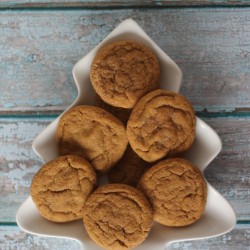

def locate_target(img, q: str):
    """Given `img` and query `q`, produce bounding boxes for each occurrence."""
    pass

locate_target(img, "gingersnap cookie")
[94,94,131,124]
[90,40,160,108]
[108,146,150,187]
[56,105,128,174]
[127,89,196,162]
[138,158,207,226]
[83,184,153,250]
[30,155,96,222]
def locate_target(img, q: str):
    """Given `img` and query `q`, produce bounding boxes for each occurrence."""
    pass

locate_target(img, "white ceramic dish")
[16,19,236,250]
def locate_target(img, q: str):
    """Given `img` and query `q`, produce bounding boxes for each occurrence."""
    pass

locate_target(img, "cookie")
[30,155,96,222]
[90,40,160,108]
[94,94,131,124]
[56,105,128,174]
[108,146,150,187]
[126,89,196,162]
[83,184,153,250]
[137,158,207,226]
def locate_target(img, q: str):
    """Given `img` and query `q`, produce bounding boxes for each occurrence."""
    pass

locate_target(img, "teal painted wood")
[0,117,249,222]
[0,0,249,8]
[0,9,250,113]
[170,225,250,250]
[0,225,249,249]
[0,118,46,222]
[0,225,79,250]
[203,117,250,221]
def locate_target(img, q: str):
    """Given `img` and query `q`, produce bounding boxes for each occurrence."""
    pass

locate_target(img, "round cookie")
[137,158,207,227]
[108,146,150,187]
[126,89,196,162]
[83,184,153,250]
[90,40,160,108]
[56,105,128,174]
[30,155,96,222]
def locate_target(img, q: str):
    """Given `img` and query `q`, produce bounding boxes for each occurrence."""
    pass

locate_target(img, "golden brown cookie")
[126,89,196,162]
[94,94,131,124]
[30,155,96,222]
[138,158,207,226]
[108,146,150,187]
[90,40,160,108]
[56,105,128,174]
[83,184,153,250]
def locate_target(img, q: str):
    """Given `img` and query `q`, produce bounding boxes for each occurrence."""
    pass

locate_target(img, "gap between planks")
[0,221,249,227]
[1,3,250,11]
[1,110,250,119]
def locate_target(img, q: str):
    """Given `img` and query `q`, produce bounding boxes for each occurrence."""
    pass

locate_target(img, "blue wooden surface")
[1,9,250,114]
[1,225,249,249]
[0,3,250,250]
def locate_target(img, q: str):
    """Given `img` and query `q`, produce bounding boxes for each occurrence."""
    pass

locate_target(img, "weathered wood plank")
[169,225,250,250]
[0,9,250,113]
[0,118,47,222]
[0,0,249,8]
[0,117,249,222]
[203,117,250,221]
[0,225,249,249]
[0,225,79,250]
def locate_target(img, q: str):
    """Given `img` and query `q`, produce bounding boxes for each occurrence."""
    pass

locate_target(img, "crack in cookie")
[83,184,153,250]
[30,155,96,222]
[56,105,128,174]
[90,40,160,108]
[127,89,196,162]
[138,158,207,227]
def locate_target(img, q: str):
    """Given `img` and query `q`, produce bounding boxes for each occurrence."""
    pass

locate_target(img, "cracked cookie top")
[138,158,207,226]
[126,89,196,162]
[83,183,153,250]
[30,155,96,222]
[56,105,128,174]
[90,40,160,108]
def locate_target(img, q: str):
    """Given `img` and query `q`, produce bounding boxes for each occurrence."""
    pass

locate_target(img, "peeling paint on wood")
[0,118,47,222]
[0,9,250,113]
[0,225,249,249]
[170,227,250,250]
[0,225,79,250]
[203,117,250,221]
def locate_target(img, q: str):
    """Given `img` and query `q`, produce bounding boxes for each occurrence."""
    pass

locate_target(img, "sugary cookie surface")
[138,158,207,226]
[83,184,153,250]
[56,105,128,174]
[90,40,160,108]
[127,89,196,162]
[30,155,96,222]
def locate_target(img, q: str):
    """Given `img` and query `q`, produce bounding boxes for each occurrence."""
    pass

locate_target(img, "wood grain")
[0,118,46,222]
[0,225,249,249]
[0,117,249,222]
[0,0,249,8]
[0,2,249,249]
[169,225,250,250]
[0,225,79,250]
[203,117,250,221]
[0,9,250,113]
